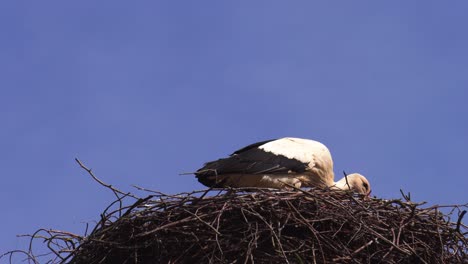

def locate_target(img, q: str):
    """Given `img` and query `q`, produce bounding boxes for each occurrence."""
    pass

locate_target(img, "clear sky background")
[1,1,467,259]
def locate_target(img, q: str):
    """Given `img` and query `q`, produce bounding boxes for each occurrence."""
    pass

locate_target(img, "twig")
[456,210,467,234]
[342,170,351,190]
[75,158,137,200]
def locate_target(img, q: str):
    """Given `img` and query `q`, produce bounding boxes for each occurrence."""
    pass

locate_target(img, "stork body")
[195,137,371,195]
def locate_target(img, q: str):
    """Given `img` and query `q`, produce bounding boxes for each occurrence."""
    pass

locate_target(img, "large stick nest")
[9,188,467,264]
[2,160,467,263]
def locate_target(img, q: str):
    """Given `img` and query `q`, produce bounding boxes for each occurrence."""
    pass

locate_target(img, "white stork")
[195,137,371,195]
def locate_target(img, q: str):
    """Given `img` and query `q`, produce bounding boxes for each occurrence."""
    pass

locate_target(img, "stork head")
[335,173,371,196]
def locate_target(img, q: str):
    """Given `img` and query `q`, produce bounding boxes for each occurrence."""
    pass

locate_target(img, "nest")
[4,189,465,264]
[2,160,467,264]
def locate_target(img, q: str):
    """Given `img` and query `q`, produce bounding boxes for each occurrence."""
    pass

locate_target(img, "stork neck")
[334,177,352,190]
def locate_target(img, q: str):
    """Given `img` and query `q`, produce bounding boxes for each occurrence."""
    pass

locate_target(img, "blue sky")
[1,1,467,258]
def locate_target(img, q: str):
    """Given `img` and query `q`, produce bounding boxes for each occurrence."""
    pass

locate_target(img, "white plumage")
[195,137,371,195]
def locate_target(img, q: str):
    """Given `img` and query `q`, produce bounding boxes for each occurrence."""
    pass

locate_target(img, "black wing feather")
[195,141,309,187]
[231,139,277,155]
